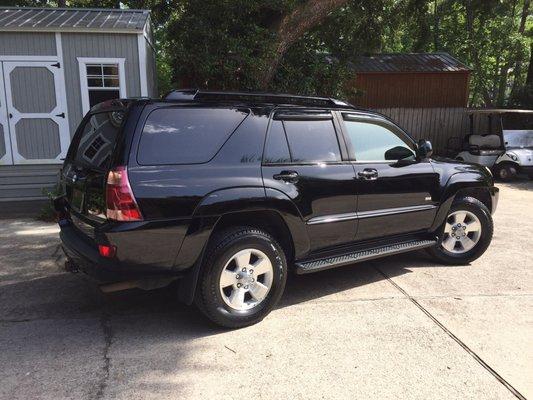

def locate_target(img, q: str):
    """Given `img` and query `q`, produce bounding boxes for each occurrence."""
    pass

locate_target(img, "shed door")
[3,61,69,164]
[0,64,12,165]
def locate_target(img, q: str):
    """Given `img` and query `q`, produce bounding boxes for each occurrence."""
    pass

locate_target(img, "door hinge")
[55,112,65,118]
[51,62,61,68]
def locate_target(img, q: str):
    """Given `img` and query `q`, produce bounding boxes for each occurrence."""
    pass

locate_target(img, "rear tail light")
[98,244,116,258]
[105,166,143,221]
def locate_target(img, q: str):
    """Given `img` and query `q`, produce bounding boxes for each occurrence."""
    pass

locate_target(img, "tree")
[257,0,349,88]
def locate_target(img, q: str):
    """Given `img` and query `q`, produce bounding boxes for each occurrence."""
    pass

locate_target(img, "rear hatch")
[62,102,128,236]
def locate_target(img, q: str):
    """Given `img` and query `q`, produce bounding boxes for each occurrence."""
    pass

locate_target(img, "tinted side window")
[283,119,341,162]
[344,119,414,161]
[138,108,248,165]
[263,120,291,163]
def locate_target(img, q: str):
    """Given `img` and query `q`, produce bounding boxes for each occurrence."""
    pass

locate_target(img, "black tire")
[427,197,493,265]
[195,226,287,328]
[495,162,517,181]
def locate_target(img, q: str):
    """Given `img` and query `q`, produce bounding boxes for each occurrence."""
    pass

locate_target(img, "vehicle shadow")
[496,179,533,192]
[0,225,452,399]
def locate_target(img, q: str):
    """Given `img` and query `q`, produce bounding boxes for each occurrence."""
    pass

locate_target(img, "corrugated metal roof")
[0,7,149,33]
[351,53,471,73]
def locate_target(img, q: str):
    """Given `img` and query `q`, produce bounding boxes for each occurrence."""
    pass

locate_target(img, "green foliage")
[38,180,63,222]
[5,0,532,106]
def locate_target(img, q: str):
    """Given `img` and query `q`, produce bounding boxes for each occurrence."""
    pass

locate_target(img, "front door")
[3,61,69,164]
[262,111,357,252]
[339,112,440,241]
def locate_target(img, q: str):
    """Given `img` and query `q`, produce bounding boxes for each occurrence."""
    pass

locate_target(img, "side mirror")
[384,146,415,161]
[417,139,433,159]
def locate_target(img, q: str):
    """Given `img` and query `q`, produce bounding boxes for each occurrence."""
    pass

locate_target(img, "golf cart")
[449,109,533,181]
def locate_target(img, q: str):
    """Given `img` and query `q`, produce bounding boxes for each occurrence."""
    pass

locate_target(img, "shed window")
[78,58,126,115]
[85,64,121,107]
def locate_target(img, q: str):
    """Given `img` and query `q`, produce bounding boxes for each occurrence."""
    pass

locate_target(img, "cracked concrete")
[0,180,531,399]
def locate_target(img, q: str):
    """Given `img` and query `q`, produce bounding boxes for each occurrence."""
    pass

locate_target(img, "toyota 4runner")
[55,90,499,328]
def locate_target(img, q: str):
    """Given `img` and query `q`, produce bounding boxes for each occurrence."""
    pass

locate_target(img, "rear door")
[262,110,358,252]
[63,107,126,231]
[339,112,440,241]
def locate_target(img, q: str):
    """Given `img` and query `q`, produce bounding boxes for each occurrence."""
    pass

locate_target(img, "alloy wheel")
[219,248,274,311]
[441,210,482,254]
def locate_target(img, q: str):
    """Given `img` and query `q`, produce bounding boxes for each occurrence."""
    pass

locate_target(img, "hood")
[504,149,533,166]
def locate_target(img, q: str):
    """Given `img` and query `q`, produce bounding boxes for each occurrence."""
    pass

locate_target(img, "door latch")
[55,112,65,118]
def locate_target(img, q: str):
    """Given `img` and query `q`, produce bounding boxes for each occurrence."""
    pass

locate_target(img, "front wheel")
[195,226,287,328]
[427,197,493,265]
[495,163,517,181]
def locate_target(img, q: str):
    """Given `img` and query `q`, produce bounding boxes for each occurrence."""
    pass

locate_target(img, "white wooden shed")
[0,7,157,201]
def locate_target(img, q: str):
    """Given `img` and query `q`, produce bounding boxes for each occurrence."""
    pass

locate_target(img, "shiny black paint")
[57,98,497,287]
[352,160,439,240]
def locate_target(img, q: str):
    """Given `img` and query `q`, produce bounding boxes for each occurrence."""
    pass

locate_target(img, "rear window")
[71,111,124,169]
[137,107,248,165]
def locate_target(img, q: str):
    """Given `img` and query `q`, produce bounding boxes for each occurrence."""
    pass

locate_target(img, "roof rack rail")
[163,89,352,108]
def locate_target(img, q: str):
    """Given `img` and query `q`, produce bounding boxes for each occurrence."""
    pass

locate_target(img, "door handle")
[273,170,299,182]
[357,169,378,180]
[56,112,65,118]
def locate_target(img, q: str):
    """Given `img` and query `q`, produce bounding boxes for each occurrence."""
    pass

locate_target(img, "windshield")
[503,130,533,149]
[69,110,124,169]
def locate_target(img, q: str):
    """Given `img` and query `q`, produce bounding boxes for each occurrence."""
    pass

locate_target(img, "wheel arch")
[176,187,309,304]
[430,172,495,232]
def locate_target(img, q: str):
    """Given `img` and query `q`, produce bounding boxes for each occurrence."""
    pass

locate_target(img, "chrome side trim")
[306,204,437,225]
[357,204,437,219]
[306,212,359,225]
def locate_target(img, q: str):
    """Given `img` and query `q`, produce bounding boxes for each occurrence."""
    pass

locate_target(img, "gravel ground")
[0,180,531,400]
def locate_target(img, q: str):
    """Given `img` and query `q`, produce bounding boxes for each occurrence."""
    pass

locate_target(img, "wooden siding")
[0,164,60,201]
[61,33,141,136]
[145,38,158,97]
[375,107,469,155]
[0,32,56,56]
[352,72,470,108]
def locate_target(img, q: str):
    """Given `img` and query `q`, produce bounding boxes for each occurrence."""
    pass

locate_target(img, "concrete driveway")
[1,181,531,400]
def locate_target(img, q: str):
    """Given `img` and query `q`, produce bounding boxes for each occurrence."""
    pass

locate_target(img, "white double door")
[0,60,70,165]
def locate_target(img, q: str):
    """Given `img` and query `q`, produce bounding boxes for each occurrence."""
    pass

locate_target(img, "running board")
[295,239,437,274]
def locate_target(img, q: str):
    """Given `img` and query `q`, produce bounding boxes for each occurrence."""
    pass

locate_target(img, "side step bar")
[295,239,437,274]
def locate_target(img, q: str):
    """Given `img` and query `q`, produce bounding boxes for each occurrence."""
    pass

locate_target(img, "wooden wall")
[375,107,470,155]
[352,72,470,108]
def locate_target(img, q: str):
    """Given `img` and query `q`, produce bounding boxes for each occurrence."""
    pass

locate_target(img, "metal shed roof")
[0,7,150,33]
[351,53,471,73]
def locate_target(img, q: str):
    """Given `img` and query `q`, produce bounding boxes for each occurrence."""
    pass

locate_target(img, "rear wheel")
[427,197,493,265]
[195,226,287,328]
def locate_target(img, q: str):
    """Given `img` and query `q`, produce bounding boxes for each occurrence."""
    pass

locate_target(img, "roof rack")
[163,89,352,108]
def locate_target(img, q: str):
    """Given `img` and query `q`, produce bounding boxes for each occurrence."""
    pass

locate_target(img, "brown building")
[348,53,472,154]
[349,52,471,108]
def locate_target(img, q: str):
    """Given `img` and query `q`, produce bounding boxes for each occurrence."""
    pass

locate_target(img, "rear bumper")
[59,221,179,283]
[490,186,499,215]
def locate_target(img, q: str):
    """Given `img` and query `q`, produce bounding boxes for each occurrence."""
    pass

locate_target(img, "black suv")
[55,90,499,328]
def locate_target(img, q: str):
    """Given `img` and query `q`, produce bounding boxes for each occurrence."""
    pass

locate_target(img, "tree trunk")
[527,41,533,85]
[258,0,349,89]
[510,0,531,95]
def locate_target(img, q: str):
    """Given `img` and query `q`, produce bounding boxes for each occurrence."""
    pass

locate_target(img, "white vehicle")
[452,109,533,181]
